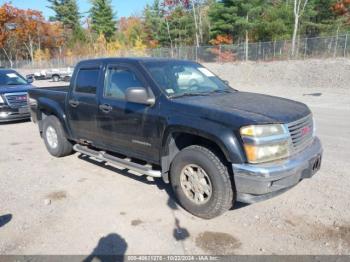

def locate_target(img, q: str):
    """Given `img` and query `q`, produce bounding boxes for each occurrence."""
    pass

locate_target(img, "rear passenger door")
[66,65,101,143]
[96,63,161,163]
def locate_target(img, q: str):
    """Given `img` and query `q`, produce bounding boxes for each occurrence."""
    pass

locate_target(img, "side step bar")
[73,144,162,178]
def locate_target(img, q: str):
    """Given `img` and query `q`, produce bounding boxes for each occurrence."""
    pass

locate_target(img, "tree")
[47,0,84,42]
[15,9,46,62]
[89,0,116,41]
[0,4,18,67]
[34,48,50,63]
[209,0,264,60]
[161,0,197,47]
[117,16,146,47]
[257,2,294,41]
[144,0,168,47]
[0,3,66,66]
[291,0,310,56]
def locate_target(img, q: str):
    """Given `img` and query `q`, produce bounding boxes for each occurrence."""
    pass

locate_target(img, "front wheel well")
[161,132,231,182]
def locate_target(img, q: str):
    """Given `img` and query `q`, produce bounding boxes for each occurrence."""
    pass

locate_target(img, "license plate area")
[18,107,29,114]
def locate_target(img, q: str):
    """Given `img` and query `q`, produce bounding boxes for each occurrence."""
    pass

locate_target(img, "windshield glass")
[143,61,231,97]
[0,71,28,86]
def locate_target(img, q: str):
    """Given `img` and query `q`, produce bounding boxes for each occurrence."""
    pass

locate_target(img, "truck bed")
[28,86,68,123]
[36,86,69,92]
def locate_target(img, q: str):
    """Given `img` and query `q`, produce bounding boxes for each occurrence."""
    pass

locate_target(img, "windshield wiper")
[210,89,232,94]
[170,92,213,99]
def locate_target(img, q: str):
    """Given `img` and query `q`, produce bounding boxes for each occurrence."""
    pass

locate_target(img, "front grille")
[4,93,28,108]
[287,114,314,154]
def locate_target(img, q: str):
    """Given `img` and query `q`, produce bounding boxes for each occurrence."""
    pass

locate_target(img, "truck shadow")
[83,233,128,262]
[231,202,250,210]
[78,154,191,244]
[0,214,12,228]
[78,154,250,212]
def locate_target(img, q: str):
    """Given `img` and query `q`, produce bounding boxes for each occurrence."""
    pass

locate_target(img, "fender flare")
[37,97,71,138]
[160,126,245,182]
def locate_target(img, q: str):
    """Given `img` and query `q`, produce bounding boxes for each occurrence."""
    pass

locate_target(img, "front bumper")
[233,137,323,203]
[0,106,30,122]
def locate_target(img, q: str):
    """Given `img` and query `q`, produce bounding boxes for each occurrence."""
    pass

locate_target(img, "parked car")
[48,68,73,82]
[0,69,33,122]
[32,67,73,82]
[32,70,48,80]
[28,58,323,219]
[62,71,72,82]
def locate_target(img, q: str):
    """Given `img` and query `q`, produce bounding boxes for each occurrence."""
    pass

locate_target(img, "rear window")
[75,68,99,94]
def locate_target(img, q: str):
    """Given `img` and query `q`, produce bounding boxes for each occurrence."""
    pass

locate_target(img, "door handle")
[69,99,80,108]
[99,104,112,113]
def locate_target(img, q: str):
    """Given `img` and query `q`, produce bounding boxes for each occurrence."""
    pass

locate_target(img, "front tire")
[170,145,234,219]
[42,115,73,157]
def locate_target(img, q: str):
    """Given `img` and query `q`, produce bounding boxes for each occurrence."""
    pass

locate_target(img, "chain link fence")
[1,33,349,70]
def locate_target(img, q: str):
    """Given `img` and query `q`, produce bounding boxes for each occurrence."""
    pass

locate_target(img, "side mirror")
[26,75,34,84]
[223,80,229,85]
[125,87,155,106]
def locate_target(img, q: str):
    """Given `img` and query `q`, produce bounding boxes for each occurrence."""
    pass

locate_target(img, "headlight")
[240,124,291,164]
[0,95,4,104]
[241,124,285,137]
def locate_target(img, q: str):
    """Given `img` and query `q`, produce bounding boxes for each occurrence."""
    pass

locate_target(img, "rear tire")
[170,145,234,219]
[52,75,60,82]
[42,115,73,157]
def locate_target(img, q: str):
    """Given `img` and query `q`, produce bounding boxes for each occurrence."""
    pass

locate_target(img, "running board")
[73,144,162,178]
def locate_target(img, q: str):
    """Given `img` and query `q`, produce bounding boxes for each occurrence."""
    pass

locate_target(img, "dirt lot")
[1,60,350,255]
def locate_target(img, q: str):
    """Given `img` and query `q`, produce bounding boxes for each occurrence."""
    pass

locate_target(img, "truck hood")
[172,91,311,125]
[0,84,33,94]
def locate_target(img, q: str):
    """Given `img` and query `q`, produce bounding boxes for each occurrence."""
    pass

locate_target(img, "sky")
[2,0,154,18]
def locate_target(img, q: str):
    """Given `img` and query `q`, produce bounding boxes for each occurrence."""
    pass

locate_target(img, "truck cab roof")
[77,57,192,66]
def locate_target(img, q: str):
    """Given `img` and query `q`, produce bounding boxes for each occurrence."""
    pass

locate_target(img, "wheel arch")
[161,127,242,183]
[36,98,70,138]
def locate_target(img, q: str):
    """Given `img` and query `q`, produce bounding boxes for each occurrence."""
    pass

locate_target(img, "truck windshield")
[143,61,231,98]
[0,71,28,86]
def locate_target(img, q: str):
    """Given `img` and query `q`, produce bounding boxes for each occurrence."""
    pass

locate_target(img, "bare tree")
[164,16,174,57]
[292,0,309,57]
[191,0,200,47]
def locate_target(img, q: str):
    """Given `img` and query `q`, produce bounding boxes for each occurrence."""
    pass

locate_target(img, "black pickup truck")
[28,58,322,219]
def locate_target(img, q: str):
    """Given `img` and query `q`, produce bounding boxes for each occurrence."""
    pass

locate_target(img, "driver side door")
[96,63,161,163]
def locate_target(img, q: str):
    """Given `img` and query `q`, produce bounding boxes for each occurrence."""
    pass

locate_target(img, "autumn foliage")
[209,35,234,45]
[332,0,350,23]
[209,35,235,63]
[0,3,64,65]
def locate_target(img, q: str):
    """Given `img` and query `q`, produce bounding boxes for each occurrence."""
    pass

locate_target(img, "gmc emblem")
[301,126,311,136]
[16,96,27,101]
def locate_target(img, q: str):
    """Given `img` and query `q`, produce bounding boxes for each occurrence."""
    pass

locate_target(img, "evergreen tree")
[47,0,84,42]
[208,0,264,42]
[48,0,81,30]
[144,0,168,46]
[89,0,116,41]
[257,2,294,41]
[301,0,343,37]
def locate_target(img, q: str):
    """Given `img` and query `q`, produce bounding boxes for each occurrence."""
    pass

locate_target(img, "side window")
[104,67,144,100]
[75,68,100,95]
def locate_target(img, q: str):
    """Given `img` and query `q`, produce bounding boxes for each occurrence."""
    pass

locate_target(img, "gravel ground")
[1,60,349,255]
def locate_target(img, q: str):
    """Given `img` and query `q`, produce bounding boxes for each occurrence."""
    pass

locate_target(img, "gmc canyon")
[28,58,323,219]
[0,69,33,122]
